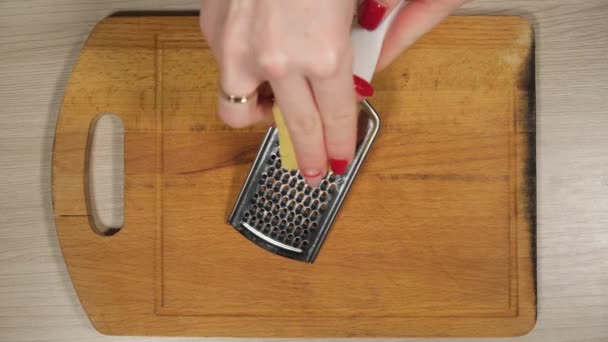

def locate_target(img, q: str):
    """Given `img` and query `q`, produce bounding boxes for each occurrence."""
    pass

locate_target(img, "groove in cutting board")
[52,16,536,337]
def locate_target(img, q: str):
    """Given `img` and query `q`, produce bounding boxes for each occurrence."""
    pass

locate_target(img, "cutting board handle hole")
[86,113,124,236]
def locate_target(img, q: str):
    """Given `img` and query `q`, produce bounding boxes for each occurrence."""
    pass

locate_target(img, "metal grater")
[228,100,380,263]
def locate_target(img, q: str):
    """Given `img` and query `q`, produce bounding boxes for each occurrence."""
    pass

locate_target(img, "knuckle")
[258,49,288,79]
[311,48,341,78]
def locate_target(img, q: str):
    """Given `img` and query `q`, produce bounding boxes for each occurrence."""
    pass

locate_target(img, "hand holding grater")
[228,2,404,263]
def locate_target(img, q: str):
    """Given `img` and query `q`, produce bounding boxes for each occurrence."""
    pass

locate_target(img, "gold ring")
[219,84,257,104]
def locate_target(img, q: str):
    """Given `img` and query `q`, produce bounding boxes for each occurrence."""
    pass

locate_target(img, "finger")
[357,0,403,31]
[218,70,267,128]
[376,0,466,71]
[310,53,358,176]
[271,76,327,187]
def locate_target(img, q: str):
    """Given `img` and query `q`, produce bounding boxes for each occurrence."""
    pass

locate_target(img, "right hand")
[199,0,373,187]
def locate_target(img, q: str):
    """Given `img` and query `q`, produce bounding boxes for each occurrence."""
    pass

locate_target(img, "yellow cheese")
[272,104,298,170]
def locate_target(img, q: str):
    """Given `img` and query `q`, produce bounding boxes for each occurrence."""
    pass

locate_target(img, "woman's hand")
[200,0,369,187]
[199,0,467,187]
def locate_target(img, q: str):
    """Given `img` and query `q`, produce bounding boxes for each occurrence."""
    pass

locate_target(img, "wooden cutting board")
[52,15,536,337]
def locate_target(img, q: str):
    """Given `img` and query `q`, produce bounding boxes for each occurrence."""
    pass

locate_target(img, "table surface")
[1,0,607,341]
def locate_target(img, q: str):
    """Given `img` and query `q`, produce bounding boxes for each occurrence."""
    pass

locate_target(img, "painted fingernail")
[358,0,387,30]
[302,169,323,187]
[329,159,349,175]
[353,75,374,98]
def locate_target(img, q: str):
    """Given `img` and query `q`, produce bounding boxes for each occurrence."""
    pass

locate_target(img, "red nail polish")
[329,159,348,175]
[353,75,374,97]
[358,0,387,30]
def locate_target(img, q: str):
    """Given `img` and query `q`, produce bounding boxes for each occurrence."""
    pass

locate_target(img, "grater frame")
[227,100,380,263]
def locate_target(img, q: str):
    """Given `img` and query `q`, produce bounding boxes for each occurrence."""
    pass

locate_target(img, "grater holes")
[288,189,297,199]
[311,199,319,210]
[287,200,296,211]
[272,216,279,225]
[270,154,276,161]
[311,221,318,230]
[311,210,319,221]
[287,233,294,242]
[302,218,310,229]
[295,215,303,225]
[279,219,287,229]
[282,174,290,183]
[274,170,282,180]
[303,196,311,206]
[281,196,288,206]
[278,230,286,241]
[287,222,295,233]
[302,229,309,237]
[273,193,281,203]
[320,180,328,191]
[297,174,304,180]
[273,182,281,192]
[243,212,250,219]
[280,185,289,195]
[271,227,279,236]
[264,224,271,233]
[293,237,301,248]
[328,173,337,182]
[280,208,288,218]
[296,192,304,203]
[264,201,272,211]
[320,191,328,202]
[266,189,274,199]
[303,206,311,217]
[312,188,320,198]
[275,160,282,168]
[304,185,312,195]
[294,226,302,236]
[290,169,298,177]
[268,166,275,174]
[328,183,337,193]
[267,177,275,186]
[289,178,297,188]
[272,204,280,215]
[296,181,305,191]
[287,211,295,222]
[258,185,266,195]
[319,202,327,212]
[302,240,309,248]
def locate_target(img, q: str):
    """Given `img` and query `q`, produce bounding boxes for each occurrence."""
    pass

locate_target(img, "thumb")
[376,0,467,71]
[357,0,403,31]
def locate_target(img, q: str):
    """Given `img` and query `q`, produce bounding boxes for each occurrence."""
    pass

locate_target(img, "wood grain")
[51,16,535,337]
[1,1,608,342]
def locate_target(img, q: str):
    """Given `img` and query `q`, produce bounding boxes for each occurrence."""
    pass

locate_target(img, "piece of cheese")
[272,104,299,170]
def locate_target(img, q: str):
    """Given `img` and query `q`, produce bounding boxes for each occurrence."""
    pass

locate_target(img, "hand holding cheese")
[199,0,465,187]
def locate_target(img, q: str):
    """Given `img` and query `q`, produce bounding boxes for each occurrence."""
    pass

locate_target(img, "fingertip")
[301,169,325,188]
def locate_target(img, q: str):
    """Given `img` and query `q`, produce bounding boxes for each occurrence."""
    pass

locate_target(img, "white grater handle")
[351,0,405,82]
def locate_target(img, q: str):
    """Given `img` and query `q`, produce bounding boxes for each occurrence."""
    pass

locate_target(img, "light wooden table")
[1,1,606,341]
